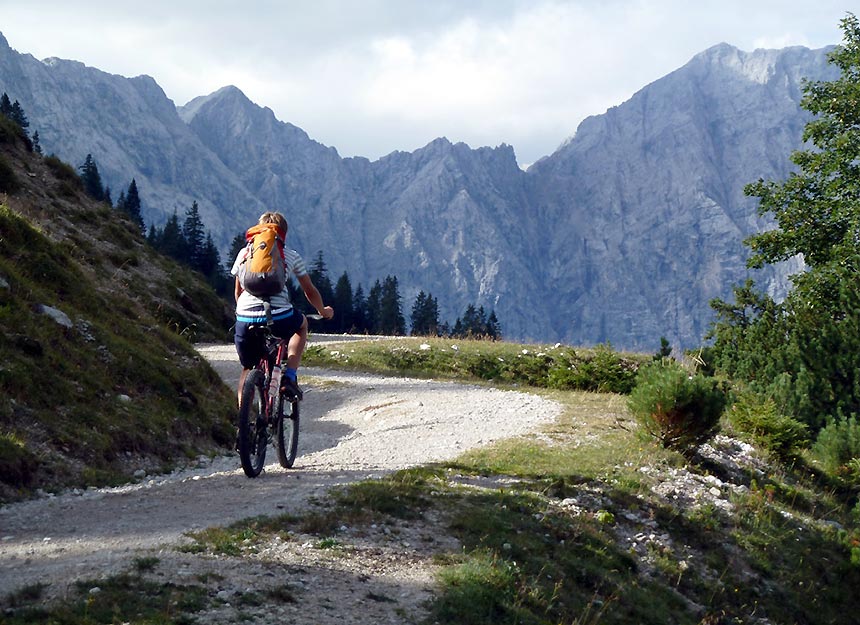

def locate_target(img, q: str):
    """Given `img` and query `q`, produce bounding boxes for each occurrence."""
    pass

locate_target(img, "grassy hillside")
[0,121,236,501]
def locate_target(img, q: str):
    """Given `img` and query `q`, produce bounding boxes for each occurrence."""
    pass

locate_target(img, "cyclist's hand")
[321,306,335,320]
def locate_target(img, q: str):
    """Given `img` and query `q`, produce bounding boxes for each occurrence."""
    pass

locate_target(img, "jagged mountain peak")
[0,34,837,348]
[178,85,253,122]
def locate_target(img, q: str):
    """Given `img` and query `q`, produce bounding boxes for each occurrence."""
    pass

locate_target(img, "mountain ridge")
[0,33,837,349]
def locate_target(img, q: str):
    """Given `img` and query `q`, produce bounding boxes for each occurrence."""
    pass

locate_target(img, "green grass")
[1,565,209,625]
[0,195,235,501]
[304,337,647,393]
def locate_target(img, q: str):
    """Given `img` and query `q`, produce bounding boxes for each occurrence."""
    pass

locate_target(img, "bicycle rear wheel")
[238,369,268,477]
[275,394,300,468]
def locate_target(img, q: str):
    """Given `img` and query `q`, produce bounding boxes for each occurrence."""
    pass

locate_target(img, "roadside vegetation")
[0,118,236,502]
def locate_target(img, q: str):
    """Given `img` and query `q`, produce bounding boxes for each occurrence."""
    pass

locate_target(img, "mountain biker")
[231,211,334,406]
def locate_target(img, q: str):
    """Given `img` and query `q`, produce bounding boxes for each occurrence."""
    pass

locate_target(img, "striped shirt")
[231,246,308,322]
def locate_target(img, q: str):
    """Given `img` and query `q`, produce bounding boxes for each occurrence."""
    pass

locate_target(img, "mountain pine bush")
[726,390,809,460]
[812,416,860,478]
[628,360,726,454]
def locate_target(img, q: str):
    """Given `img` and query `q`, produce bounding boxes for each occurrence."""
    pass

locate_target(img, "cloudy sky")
[0,1,850,165]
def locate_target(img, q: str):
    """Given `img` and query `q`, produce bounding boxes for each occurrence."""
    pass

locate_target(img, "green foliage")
[628,361,726,454]
[709,16,860,436]
[812,416,860,477]
[744,14,860,269]
[0,114,28,146]
[546,343,639,394]
[116,177,144,233]
[305,338,645,394]
[410,289,440,336]
[77,153,106,202]
[727,391,810,460]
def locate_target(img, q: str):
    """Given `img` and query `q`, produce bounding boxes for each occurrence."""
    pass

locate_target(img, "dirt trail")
[0,341,561,617]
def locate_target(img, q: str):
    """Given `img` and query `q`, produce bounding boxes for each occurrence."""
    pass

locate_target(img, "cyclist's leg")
[286,313,308,371]
[234,321,264,407]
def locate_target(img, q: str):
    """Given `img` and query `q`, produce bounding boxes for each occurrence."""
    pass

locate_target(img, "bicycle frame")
[258,331,288,419]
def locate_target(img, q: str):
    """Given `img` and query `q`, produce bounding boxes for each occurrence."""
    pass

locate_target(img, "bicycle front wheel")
[238,369,268,477]
[275,394,300,468]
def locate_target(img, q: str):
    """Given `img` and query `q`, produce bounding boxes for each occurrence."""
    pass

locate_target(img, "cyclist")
[231,211,334,406]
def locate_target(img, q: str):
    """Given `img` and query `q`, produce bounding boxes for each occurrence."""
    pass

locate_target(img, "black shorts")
[234,308,304,368]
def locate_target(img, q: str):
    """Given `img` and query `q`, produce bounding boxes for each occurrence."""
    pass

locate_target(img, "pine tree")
[9,100,28,130]
[32,130,41,155]
[182,201,205,269]
[410,291,440,336]
[308,251,335,329]
[198,233,223,282]
[0,93,11,118]
[366,280,382,334]
[157,210,185,261]
[78,154,105,202]
[486,311,502,340]
[352,284,368,333]
[333,272,355,333]
[119,179,145,234]
[379,275,406,335]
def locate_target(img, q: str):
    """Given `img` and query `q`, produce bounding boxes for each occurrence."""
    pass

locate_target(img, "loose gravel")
[0,341,563,623]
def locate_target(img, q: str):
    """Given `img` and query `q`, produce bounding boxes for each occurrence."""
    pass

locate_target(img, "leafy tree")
[708,14,860,433]
[78,154,105,202]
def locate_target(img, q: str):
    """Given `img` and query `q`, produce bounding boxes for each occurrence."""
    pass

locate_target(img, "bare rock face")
[526,44,835,348]
[0,31,837,349]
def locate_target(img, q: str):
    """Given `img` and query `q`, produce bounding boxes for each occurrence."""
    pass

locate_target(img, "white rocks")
[35,304,73,328]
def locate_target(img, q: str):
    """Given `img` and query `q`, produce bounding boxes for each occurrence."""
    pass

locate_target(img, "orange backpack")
[236,223,287,297]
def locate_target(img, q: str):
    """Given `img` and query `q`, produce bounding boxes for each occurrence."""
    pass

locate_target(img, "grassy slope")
[0,124,236,501]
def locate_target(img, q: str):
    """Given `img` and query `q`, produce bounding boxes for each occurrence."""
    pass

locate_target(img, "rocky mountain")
[527,43,836,347]
[0,32,838,349]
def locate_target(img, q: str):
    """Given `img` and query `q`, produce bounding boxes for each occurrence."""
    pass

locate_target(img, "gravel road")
[0,340,562,621]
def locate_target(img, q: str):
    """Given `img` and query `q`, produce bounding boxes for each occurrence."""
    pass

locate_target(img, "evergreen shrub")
[728,390,809,460]
[546,344,638,394]
[812,416,860,478]
[628,361,726,454]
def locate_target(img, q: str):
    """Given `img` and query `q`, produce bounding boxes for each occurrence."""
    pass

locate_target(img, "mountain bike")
[236,322,307,477]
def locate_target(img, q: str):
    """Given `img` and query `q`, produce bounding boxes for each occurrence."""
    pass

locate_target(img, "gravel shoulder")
[0,340,562,622]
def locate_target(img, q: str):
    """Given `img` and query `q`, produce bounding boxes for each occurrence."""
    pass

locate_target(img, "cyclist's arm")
[297,274,334,319]
[234,277,243,303]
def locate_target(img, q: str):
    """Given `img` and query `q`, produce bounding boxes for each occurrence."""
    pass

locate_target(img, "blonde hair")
[258,211,288,234]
